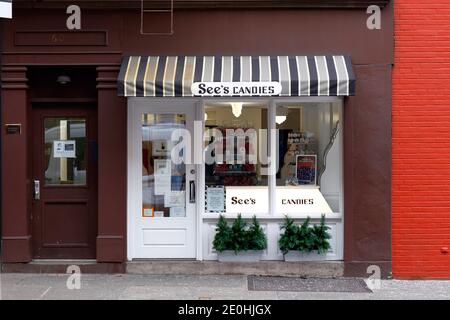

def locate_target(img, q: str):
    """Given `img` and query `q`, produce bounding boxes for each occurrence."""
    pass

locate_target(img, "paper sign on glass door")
[170,207,185,217]
[53,140,76,158]
[154,159,171,195]
[164,191,185,207]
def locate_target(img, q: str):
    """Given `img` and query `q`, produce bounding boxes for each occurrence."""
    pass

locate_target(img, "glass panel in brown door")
[44,118,87,186]
[32,107,97,259]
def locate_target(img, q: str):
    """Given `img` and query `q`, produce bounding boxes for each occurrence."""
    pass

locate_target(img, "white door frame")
[127,98,201,260]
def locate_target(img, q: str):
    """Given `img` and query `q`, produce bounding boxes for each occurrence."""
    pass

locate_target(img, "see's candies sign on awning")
[0,0,12,19]
[191,82,282,97]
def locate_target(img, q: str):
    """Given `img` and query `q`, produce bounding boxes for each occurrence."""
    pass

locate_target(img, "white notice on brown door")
[53,140,76,158]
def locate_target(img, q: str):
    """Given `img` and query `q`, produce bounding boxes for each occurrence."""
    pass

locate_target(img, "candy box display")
[210,126,258,186]
[296,155,317,185]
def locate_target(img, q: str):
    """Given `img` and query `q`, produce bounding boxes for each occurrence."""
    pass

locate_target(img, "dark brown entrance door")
[32,105,97,259]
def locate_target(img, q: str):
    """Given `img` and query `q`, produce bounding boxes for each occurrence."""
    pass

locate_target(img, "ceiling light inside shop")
[231,102,243,118]
[276,116,287,125]
[276,107,289,124]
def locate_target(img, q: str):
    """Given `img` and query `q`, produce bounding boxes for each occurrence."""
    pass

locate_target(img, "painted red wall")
[393,0,450,278]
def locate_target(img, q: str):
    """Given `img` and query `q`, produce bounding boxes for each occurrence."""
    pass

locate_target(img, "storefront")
[120,55,353,261]
[1,1,392,276]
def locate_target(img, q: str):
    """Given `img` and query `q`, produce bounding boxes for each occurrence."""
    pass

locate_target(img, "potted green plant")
[213,215,267,262]
[311,215,331,254]
[279,215,331,261]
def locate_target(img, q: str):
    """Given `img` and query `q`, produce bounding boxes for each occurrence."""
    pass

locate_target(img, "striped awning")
[118,55,355,97]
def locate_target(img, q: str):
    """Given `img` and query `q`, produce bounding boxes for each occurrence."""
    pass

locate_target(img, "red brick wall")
[393,0,450,278]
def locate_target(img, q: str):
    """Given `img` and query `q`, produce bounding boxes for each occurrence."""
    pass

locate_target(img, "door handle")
[189,180,196,203]
[33,180,40,200]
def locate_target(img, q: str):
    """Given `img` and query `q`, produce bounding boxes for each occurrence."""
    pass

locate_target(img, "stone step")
[126,261,344,277]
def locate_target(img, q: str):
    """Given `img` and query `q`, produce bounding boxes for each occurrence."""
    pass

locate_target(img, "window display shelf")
[203,212,343,220]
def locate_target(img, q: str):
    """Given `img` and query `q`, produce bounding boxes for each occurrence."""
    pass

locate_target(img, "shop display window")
[275,102,342,213]
[204,103,269,214]
[204,100,343,216]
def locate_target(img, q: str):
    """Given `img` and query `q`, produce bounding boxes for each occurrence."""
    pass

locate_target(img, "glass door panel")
[142,113,187,218]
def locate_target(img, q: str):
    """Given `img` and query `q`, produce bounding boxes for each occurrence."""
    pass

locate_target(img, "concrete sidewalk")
[0,274,449,300]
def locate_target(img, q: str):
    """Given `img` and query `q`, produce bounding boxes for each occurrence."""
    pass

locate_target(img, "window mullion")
[268,99,277,216]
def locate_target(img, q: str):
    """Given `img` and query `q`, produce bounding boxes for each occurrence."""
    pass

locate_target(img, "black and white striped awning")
[0,0,12,19]
[118,55,355,97]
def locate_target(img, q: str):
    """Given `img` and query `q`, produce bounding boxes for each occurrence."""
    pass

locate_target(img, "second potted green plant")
[279,215,331,262]
[213,214,267,262]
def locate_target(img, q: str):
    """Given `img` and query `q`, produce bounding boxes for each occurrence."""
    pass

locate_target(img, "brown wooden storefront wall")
[1,2,393,276]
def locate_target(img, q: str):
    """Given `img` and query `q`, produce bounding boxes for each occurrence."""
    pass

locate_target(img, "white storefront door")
[128,99,197,259]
